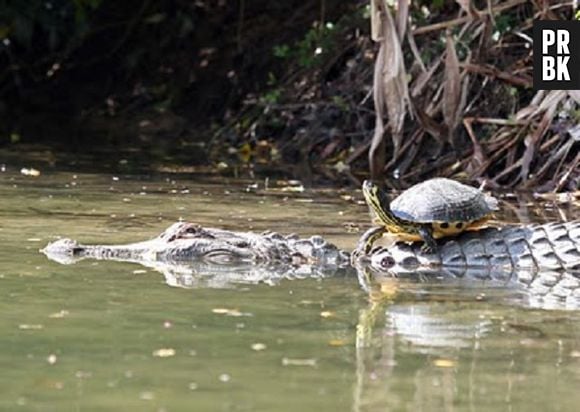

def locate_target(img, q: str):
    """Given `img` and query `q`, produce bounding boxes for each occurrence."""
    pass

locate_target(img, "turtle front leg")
[418,225,438,253]
[352,226,387,264]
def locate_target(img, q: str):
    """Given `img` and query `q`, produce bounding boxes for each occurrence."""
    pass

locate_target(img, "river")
[1,169,579,411]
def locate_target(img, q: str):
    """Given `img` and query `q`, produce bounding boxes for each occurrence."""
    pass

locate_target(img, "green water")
[1,170,579,411]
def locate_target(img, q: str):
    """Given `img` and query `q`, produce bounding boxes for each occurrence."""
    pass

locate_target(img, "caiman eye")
[204,250,236,263]
[177,225,200,238]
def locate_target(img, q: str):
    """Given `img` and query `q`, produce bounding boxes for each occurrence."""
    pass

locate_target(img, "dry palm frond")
[443,33,463,147]
[369,0,411,180]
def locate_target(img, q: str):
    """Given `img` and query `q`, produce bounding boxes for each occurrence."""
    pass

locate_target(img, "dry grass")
[213,0,579,192]
[368,0,578,192]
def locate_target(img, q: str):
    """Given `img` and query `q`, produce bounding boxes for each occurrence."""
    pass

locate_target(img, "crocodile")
[43,221,580,273]
[354,221,580,273]
[353,220,580,309]
[42,222,353,287]
[42,219,580,304]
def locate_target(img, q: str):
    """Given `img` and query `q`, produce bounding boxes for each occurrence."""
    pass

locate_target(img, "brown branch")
[554,152,580,192]
[461,63,532,88]
[464,117,528,126]
[412,0,528,35]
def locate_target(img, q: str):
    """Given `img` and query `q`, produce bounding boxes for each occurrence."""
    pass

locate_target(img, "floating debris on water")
[153,348,176,358]
[212,308,252,317]
[75,370,92,379]
[251,343,267,351]
[188,382,198,390]
[19,324,44,330]
[139,391,155,400]
[282,357,317,367]
[320,311,335,318]
[20,168,40,177]
[49,310,69,318]
[433,359,456,368]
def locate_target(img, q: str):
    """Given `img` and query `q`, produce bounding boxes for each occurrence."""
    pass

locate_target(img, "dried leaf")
[455,0,479,18]
[527,138,573,186]
[514,106,537,121]
[568,90,580,105]
[381,5,411,153]
[538,90,566,113]
[459,67,470,125]
[415,105,445,141]
[462,118,486,168]
[515,90,564,122]
[519,92,563,182]
[406,28,427,73]
[370,2,410,178]
[530,90,546,107]
[554,152,580,192]
[396,0,409,40]
[455,0,471,14]
[411,56,442,97]
[370,0,382,41]
[369,123,386,179]
[461,62,531,88]
[443,33,462,142]
[476,15,493,60]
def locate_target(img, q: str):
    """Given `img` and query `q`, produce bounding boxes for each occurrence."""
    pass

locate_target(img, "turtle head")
[362,180,398,226]
[362,180,390,211]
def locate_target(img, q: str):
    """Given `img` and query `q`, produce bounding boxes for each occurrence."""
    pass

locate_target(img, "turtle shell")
[390,178,497,223]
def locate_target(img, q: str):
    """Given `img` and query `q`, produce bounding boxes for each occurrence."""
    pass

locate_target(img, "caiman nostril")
[381,255,395,267]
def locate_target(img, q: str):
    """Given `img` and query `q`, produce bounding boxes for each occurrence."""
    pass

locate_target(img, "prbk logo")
[533,20,580,90]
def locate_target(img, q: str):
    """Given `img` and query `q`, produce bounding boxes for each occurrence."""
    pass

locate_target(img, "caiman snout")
[41,238,84,265]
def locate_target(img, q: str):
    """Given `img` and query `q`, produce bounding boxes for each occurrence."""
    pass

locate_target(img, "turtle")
[357,178,498,254]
